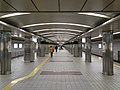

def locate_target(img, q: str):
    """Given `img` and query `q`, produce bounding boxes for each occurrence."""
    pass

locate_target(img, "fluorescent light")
[22,23,91,28]
[91,35,102,39]
[78,13,110,18]
[91,32,120,40]
[0,21,8,26]
[0,13,31,18]
[43,35,57,37]
[33,28,83,32]
[113,32,120,35]
[44,34,74,37]
[82,38,86,43]
[14,34,18,37]
[19,29,26,32]
[19,34,22,37]
[98,34,102,37]
[40,32,78,35]
[98,44,102,48]
[32,36,37,42]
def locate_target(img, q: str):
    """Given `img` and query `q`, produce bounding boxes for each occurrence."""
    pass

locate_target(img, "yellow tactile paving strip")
[114,64,120,68]
[2,57,50,90]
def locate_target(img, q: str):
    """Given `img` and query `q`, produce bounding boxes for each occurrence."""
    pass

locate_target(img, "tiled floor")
[0,54,48,90]
[1,50,120,90]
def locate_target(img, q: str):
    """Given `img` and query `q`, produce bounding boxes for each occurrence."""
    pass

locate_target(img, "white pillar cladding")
[85,37,91,62]
[0,31,11,75]
[24,36,35,62]
[102,30,113,75]
[74,40,80,57]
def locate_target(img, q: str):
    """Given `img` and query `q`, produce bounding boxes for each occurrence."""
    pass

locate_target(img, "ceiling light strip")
[22,23,91,28]
[40,32,78,35]
[81,15,120,36]
[41,34,76,37]
[78,13,110,18]
[32,28,83,32]
[0,13,31,18]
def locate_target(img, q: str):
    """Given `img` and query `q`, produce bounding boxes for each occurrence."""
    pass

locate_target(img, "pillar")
[45,44,49,54]
[71,43,74,55]
[79,37,82,57]
[70,43,72,54]
[37,38,41,57]
[0,31,11,75]
[85,37,91,62]
[37,39,46,57]
[24,37,35,62]
[102,31,113,75]
[74,41,79,57]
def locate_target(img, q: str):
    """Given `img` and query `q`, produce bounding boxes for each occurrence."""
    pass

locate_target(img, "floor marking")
[2,57,50,90]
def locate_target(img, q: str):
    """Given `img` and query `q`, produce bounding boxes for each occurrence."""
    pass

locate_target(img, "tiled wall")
[11,40,24,58]
[91,39,120,62]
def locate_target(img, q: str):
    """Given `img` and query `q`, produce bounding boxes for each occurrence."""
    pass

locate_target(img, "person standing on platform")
[55,45,58,52]
[50,46,54,57]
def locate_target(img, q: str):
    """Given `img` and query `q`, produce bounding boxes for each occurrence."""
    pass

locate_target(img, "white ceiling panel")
[104,0,120,11]
[6,0,37,11]
[60,0,85,11]
[82,0,114,11]
[0,1,16,11]
[33,0,58,11]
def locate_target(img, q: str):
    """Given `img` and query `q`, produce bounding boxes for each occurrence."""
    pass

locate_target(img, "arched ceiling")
[0,0,119,43]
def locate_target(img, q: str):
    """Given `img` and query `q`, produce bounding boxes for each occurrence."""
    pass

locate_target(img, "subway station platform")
[1,49,120,90]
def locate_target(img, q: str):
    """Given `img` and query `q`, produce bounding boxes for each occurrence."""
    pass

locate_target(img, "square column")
[85,37,91,62]
[74,41,80,57]
[78,37,82,57]
[102,31,113,75]
[71,44,74,54]
[37,38,41,56]
[0,31,11,75]
[24,37,35,62]
[41,44,46,57]
[37,39,45,57]
[69,44,71,53]
[70,44,72,54]
[45,44,49,54]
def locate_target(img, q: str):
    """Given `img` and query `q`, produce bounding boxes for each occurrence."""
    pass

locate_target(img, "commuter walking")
[50,46,54,57]
[55,45,58,52]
